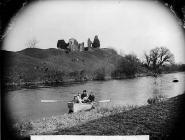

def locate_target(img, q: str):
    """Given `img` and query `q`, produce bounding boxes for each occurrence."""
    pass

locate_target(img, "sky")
[2,0,185,63]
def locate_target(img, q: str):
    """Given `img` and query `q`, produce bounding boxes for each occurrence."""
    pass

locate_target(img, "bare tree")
[144,47,174,73]
[144,52,151,68]
[25,38,39,48]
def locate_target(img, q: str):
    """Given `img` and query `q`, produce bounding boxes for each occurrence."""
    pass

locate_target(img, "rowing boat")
[67,102,94,113]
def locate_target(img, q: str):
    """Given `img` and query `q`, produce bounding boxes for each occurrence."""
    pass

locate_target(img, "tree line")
[111,47,184,78]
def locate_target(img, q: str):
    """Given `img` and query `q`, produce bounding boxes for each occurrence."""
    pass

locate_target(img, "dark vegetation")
[92,35,100,48]
[147,94,167,104]
[143,47,185,75]
[144,47,175,74]
[162,64,185,72]
[111,54,142,78]
[57,40,69,51]
[2,48,122,89]
[112,47,185,79]
[2,46,185,90]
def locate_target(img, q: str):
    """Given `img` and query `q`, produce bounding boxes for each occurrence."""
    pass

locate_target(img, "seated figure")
[80,90,88,103]
[74,90,95,103]
[88,94,95,102]
[73,93,82,103]
[82,91,95,103]
[81,90,88,99]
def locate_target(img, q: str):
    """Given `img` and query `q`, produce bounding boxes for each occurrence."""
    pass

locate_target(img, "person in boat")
[88,93,95,102]
[81,91,95,103]
[81,90,87,99]
[73,93,82,103]
[81,90,90,103]
[73,90,95,103]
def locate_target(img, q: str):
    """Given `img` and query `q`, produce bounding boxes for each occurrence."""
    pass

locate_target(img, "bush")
[93,68,105,80]
[112,54,141,78]
[147,95,167,104]
[92,35,100,48]
[44,71,64,84]
[14,121,33,135]
[68,70,86,81]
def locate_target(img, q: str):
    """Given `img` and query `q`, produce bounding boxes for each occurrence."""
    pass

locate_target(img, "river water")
[5,72,185,122]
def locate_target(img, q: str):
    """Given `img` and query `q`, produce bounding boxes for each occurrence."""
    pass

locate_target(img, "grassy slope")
[57,94,184,140]
[2,48,122,84]
[15,93,185,140]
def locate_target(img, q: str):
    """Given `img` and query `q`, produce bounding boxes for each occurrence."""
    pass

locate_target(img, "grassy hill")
[2,48,123,87]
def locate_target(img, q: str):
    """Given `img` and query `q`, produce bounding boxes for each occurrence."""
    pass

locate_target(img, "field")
[13,93,185,140]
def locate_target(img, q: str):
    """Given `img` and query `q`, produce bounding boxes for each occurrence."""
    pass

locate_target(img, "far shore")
[3,71,184,91]
[13,92,185,140]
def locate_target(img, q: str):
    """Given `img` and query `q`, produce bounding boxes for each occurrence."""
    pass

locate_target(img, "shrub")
[93,68,105,80]
[92,35,100,48]
[112,54,141,78]
[147,95,167,104]
[14,121,33,135]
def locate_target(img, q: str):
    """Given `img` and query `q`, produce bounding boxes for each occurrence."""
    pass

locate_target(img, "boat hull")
[67,102,94,113]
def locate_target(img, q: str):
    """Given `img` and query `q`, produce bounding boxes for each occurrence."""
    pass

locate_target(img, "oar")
[93,99,111,105]
[41,100,63,103]
[98,99,111,103]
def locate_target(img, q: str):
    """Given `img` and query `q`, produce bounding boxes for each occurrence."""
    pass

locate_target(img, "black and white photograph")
[1,0,185,140]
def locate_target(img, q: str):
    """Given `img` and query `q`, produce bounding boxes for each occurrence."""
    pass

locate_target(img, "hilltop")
[2,47,123,88]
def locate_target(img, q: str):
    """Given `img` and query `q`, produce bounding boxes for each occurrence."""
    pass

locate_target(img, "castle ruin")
[57,36,99,52]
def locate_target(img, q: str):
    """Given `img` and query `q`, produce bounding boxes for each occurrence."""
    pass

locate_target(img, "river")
[4,72,185,122]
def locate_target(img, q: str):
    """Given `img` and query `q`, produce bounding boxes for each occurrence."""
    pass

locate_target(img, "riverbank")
[3,69,164,91]
[2,48,122,91]
[3,79,88,91]
[2,48,184,91]
[14,92,185,140]
[3,75,144,91]
[4,71,184,91]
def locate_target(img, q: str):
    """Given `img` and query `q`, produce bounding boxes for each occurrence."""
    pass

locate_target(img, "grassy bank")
[2,48,120,85]
[14,93,185,140]
[3,72,152,91]
[2,48,151,91]
[3,48,184,91]
[14,104,136,136]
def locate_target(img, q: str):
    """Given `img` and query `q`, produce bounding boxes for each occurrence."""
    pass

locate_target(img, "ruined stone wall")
[68,38,79,51]
[79,42,84,52]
